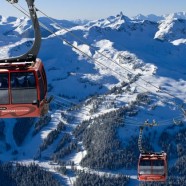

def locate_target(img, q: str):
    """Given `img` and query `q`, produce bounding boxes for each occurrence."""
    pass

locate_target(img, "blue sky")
[1,0,186,20]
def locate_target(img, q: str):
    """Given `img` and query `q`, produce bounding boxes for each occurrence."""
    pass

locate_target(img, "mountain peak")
[165,12,186,20]
[133,14,164,22]
[116,11,131,23]
[117,11,124,17]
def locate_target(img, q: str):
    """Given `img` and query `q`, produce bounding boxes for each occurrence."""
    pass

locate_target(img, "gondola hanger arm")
[0,0,41,64]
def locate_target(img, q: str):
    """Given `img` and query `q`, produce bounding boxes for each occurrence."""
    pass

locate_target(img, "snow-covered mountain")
[133,13,164,22]
[133,11,186,22]
[155,16,186,43]
[0,16,78,39]
[0,12,186,185]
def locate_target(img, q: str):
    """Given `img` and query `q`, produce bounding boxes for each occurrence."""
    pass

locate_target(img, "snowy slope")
[0,12,186,185]
[155,16,186,42]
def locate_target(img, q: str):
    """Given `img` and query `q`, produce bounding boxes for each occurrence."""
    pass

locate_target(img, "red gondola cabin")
[138,152,167,182]
[0,59,49,118]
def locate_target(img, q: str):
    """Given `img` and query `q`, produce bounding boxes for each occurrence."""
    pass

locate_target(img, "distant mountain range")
[132,11,186,22]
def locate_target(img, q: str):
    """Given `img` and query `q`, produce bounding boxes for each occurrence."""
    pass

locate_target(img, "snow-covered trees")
[0,163,60,186]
